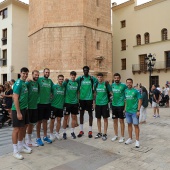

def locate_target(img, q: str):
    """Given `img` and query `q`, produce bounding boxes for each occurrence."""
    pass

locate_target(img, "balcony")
[132,61,170,74]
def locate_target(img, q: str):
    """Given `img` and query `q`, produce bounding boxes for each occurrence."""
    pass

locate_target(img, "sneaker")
[43,136,52,144]
[102,134,107,141]
[77,131,84,138]
[88,131,93,138]
[36,138,44,146]
[23,144,32,151]
[20,148,32,154]
[119,137,125,143]
[71,132,76,139]
[135,140,140,148]
[63,133,67,140]
[111,136,118,142]
[13,152,24,160]
[95,133,102,139]
[50,134,56,142]
[26,140,39,147]
[153,114,156,118]
[125,138,133,145]
[156,115,160,118]
[55,133,62,140]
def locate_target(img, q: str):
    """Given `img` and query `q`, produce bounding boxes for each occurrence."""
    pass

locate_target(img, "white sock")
[22,138,26,145]
[56,132,59,135]
[80,124,83,131]
[50,133,54,138]
[13,144,18,154]
[18,141,23,151]
[63,129,66,133]
[71,128,74,133]
[89,126,92,131]
[27,134,31,142]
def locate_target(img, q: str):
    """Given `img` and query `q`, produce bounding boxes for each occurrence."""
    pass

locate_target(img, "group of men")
[12,66,142,160]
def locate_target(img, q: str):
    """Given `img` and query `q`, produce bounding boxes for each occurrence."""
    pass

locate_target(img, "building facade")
[28,0,112,81]
[112,0,170,89]
[0,0,28,84]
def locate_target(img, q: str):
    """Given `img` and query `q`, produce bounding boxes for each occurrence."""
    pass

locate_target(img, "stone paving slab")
[0,107,170,170]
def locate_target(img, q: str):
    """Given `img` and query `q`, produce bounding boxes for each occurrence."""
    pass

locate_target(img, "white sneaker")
[23,144,32,151]
[13,152,24,160]
[20,148,32,154]
[55,133,62,140]
[26,140,39,147]
[50,134,56,142]
[135,140,140,148]
[111,136,118,142]
[119,137,125,143]
[125,138,133,145]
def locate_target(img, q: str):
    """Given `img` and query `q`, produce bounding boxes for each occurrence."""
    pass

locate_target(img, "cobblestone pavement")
[0,107,170,170]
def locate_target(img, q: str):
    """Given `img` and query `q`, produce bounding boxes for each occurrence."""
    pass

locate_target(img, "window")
[121,20,126,28]
[162,28,168,41]
[144,32,150,44]
[97,18,100,26]
[0,8,8,19]
[151,76,159,87]
[165,51,170,68]
[96,0,99,6]
[2,74,7,84]
[139,54,147,71]
[121,59,126,70]
[2,28,7,45]
[136,34,141,45]
[2,49,7,66]
[96,41,100,50]
[121,39,126,50]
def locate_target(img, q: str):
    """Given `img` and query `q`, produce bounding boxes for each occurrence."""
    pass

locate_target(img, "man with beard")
[76,66,97,138]
[125,78,142,148]
[111,73,127,143]
[25,70,39,147]
[36,68,53,146]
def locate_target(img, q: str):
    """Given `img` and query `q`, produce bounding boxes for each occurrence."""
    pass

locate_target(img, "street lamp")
[145,53,156,91]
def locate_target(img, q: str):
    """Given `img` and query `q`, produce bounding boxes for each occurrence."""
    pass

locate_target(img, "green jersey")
[12,79,28,110]
[63,80,79,104]
[125,88,142,113]
[26,81,39,109]
[37,77,53,104]
[95,82,112,105]
[51,84,65,109]
[112,82,127,106]
[76,75,97,100]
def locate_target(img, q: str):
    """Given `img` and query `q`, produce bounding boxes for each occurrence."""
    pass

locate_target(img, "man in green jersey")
[111,73,127,143]
[63,71,79,139]
[25,70,39,147]
[36,68,53,146]
[12,67,31,160]
[49,75,65,141]
[94,73,112,141]
[76,66,97,138]
[125,78,142,148]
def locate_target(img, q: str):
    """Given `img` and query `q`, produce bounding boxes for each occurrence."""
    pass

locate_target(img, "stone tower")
[28,0,112,81]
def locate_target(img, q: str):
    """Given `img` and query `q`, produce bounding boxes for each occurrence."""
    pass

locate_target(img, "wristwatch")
[137,110,139,112]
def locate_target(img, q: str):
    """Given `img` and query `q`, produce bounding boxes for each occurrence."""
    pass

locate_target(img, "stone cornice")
[134,0,167,11]
[112,0,135,11]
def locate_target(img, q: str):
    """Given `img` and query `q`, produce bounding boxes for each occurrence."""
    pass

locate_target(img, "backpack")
[94,82,111,103]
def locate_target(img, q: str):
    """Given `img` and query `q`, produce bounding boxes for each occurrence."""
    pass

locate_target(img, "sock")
[56,132,59,135]
[71,128,74,133]
[89,126,92,131]
[22,138,26,145]
[18,141,23,151]
[13,144,18,154]
[50,133,53,138]
[27,134,31,142]
[80,124,83,131]
[63,129,66,133]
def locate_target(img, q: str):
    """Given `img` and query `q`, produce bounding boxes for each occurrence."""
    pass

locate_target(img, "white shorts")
[152,101,159,108]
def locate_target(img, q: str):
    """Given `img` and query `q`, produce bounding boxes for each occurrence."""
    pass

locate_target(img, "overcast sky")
[0,0,151,5]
